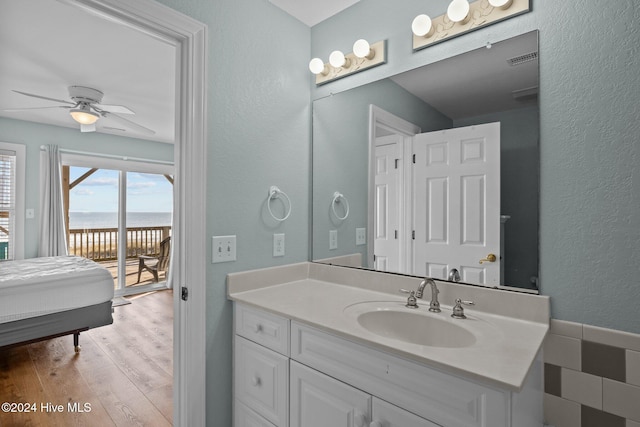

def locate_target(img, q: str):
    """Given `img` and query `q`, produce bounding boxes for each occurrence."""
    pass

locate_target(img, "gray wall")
[0,117,174,258]
[312,78,451,262]
[154,0,311,426]
[311,0,640,334]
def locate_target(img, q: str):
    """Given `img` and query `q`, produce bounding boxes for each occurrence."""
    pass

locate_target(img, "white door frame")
[60,1,207,425]
[368,105,420,271]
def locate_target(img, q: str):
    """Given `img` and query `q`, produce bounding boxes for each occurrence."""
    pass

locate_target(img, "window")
[0,142,25,260]
[62,152,174,296]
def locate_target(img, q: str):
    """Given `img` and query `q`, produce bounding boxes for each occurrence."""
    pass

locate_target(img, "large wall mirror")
[312,31,539,292]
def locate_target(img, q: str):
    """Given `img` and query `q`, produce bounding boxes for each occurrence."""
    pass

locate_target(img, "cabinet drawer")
[291,322,509,427]
[235,337,289,426]
[372,398,439,427]
[235,400,277,427]
[235,304,290,355]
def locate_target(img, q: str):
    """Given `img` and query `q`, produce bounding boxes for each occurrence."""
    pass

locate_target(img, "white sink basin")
[343,301,481,348]
[356,309,476,348]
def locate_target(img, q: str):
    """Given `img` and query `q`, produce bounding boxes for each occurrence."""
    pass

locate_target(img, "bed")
[0,255,114,352]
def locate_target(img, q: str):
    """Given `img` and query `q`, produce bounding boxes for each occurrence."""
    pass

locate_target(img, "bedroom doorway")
[42,1,207,424]
[65,162,174,296]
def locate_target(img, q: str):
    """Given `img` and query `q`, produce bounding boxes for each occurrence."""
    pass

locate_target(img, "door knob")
[479,253,496,264]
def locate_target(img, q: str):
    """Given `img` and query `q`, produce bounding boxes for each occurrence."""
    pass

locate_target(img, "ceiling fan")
[3,86,155,135]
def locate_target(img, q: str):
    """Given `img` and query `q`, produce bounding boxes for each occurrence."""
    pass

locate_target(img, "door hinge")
[181,286,189,301]
[412,154,416,164]
[394,230,398,239]
[394,159,399,169]
[412,230,415,240]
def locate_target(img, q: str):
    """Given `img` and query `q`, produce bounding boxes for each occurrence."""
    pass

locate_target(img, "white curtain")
[39,145,68,257]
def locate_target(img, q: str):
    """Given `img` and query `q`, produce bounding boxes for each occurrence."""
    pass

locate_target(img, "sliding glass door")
[64,155,174,296]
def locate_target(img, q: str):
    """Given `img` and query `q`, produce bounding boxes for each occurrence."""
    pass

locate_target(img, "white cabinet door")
[290,361,370,427]
[371,398,439,427]
[235,337,289,426]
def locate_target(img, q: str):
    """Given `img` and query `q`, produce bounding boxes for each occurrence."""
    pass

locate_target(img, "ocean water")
[69,212,172,229]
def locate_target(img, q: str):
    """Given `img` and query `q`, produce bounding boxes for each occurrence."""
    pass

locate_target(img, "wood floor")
[0,290,173,427]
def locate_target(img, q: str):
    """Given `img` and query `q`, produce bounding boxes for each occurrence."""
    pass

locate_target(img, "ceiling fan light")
[70,105,99,125]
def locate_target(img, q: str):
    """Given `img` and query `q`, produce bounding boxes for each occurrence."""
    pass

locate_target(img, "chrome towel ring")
[331,191,349,220]
[267,186,292,222]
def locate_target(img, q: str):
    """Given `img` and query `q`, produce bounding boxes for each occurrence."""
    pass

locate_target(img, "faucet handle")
[399,289,419,309]
[451,298,475,319]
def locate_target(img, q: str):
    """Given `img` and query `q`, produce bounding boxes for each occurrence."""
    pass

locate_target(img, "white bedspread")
[0,256,114,324]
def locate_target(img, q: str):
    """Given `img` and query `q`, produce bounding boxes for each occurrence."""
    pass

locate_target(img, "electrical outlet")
[273,233,285,257]
[356,228,366,245]
[212,235,236,263]
[329,230,338,250]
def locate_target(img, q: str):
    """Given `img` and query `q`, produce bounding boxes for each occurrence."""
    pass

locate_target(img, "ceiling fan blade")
[1,105,71,112]
[81,123,96,133]
[94,103,135,115]
[12,90,75,105]
[103,112,155,135]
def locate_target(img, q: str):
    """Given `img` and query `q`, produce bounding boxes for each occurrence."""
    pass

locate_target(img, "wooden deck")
[98,258,168,288]
[0,290,173,426]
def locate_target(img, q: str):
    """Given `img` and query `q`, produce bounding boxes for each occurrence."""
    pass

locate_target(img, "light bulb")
[329,50,349,68]
[309,57,327,75]
[489,0,513,9]
[447,0,470,23]
[411,14,434,37]
[353,39,374,59]
[70,105,99,125]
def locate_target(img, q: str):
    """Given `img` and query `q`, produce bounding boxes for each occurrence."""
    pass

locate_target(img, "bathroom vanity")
[228,262,549,427]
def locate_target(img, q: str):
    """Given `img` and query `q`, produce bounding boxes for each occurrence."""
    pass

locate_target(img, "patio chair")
[137,236,171,283]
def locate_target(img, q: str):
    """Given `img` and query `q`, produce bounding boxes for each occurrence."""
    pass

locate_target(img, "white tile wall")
[583,324,640,352]
[627,350,640,387]
[561,368,602,409]
[603,378,640,421]
[550,319,583,339]
[544,393,581,427]
[544,333,582,370]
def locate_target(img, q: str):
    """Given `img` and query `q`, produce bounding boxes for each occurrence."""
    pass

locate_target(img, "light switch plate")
[273,233,285,257]
[356,228,366,245]
[26,208,35,219]
[212,235,236,263]
[329,230,337,250]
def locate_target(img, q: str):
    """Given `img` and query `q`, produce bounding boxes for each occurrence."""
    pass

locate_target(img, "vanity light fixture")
[309,40,387,85]
[447,0,470,24]
[309,57,329,76]
[353,39,375,59]
[412,0,531,51]
[329,50,350,68]
[411,14,434,38]
[489,0,513,10]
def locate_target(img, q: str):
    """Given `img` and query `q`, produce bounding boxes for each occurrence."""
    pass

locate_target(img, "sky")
[69,167,173,212]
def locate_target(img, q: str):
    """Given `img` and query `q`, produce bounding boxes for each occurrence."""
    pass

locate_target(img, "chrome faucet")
[416,278,440,313]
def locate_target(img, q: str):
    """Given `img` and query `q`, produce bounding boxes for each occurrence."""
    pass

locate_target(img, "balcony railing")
[68,226,171,261]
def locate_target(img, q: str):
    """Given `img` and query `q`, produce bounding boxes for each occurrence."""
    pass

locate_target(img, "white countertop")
[228,262,549,392]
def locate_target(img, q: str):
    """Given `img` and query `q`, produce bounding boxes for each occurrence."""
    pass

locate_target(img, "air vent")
[507,51,538,66]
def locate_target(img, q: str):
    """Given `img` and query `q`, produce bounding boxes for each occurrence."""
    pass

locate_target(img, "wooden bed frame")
[0,301,113,353]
